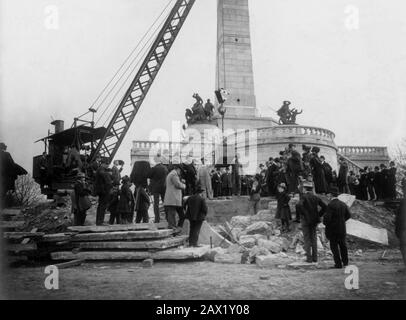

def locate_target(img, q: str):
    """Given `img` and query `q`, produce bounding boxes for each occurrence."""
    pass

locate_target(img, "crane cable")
[96,12,169,128]
[87,0,175,124]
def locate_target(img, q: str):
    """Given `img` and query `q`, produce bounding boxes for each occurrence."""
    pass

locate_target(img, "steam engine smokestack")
[51,120,64,134]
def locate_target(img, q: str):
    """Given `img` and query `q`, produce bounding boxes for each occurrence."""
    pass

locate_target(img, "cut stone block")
[239,236,256,248]
[204,247,226,262]
[77,236,187,250]
[68,222,168,233]
[142,259,154,268]
[346,219,389,246]
[182,220,231,248]
[51,246,210,261]
[337,194,356,208]
[72,229,173,242]
[244,222,271,236]
[287,261,318,270]
[256,253,293,268]
[229,216,252,229]
[251,210,274,222]
[257,239,282,254]
[214,252,242,264]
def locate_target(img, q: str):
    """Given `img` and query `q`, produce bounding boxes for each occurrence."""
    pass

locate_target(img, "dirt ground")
[2,250,406,300]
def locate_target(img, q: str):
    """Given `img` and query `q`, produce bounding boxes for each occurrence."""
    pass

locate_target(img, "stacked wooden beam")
[2,208,210,262]
[49,223,210,261]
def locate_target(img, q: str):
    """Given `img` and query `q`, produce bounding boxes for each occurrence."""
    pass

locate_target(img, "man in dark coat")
[337,157,350,194]
[211,167,222,198]
[182,160,197,196]
[357,169,368,200]
[232,155,242,196]
[1,142,27,207]
[73,172,92,226]
[323,198,351,268]
[148,158,168,223]
[286,144,303,194]
[366,167,376,200]
[309,147,328,194]
[301,145,312,180]
[320,156,333,191]
[387,161,397,200]
[266,158,278,196]
[221,167,233,197]
[373,166,383,200]
[94,160,113,225]
[380,164,389,199]
[395,198,406,269]
[185,186,208,247]
[295,182,327,263]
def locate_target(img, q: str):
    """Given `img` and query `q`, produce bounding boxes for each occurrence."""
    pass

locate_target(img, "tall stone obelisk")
[216,0,258,120]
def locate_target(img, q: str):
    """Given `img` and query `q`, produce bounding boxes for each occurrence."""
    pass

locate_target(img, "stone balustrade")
[338,146,389,157]
[132,140,207,151]
[257,125,336,141]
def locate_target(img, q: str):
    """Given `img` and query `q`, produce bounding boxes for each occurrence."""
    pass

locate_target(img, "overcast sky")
[1,0,406,174]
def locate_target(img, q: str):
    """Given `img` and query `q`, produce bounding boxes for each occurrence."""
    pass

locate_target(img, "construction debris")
[142,259,154,268]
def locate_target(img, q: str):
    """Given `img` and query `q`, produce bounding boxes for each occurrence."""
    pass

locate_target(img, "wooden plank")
[51,245,210,261]
[71,229,173,242]
[53,259,85,269]
[4,232,45,241]
[67,222,168,234]
[0,221,25,230]
[7,243,38,253]
[1,208,21,219]
[78,236,188,250]
[40,233,75,243]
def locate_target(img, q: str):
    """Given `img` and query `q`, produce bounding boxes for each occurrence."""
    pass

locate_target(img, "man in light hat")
[164,164,186,230]
[197,158,213,199]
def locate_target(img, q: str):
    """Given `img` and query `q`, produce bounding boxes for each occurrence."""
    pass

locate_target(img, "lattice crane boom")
[91,0,196,163]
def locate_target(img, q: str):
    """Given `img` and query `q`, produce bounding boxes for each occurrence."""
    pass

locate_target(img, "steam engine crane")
[33,0,196,195]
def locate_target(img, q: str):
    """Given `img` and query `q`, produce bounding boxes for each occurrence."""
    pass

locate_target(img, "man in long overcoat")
[185,186,208,247]
[337,157,350,194]
[164,165,186,230]
[197,158,213,199]
[148,158,168,223]
[323,197,351,268]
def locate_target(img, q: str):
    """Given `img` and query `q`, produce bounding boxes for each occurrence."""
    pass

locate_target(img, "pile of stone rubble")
[205,194,393,268]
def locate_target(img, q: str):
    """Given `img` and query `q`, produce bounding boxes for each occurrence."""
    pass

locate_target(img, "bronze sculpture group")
[185,93,215,125]
[277,101,303,125]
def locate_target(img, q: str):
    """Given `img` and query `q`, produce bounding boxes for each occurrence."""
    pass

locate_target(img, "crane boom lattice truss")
[91,0,196,163]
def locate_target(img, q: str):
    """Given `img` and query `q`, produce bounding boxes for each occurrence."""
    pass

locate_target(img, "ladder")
[91,0,196,163]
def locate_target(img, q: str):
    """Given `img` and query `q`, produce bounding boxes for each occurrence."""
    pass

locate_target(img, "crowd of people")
[244,144,399,202]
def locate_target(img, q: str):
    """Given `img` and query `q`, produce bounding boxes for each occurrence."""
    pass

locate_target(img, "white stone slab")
[346,219,388,246]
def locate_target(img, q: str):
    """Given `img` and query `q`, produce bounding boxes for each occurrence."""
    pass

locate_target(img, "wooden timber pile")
[1,208,40,264]
[2,217,210,263]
